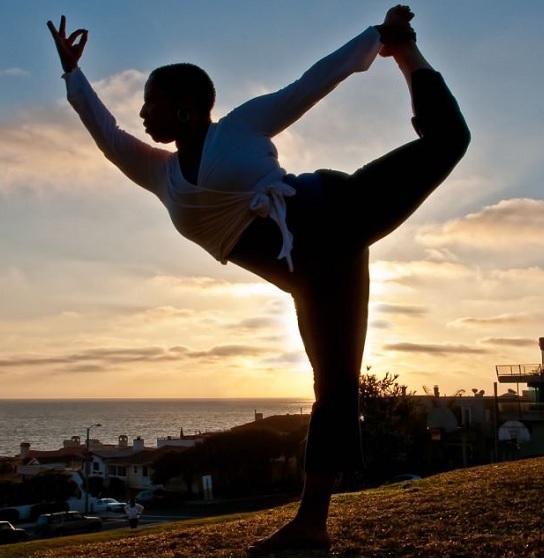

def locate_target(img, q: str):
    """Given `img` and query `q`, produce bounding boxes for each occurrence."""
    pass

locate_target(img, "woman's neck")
[176,122,210,184]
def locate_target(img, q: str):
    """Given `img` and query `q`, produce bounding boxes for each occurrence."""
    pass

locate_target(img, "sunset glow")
[2,1,544,399]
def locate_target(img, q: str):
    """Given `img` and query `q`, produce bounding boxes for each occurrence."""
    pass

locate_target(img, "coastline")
[0,397,313,457]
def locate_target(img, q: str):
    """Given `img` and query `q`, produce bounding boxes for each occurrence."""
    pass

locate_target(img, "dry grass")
[4,457,544,558]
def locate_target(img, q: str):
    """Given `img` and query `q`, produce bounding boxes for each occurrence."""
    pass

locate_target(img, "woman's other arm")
[47,16,171,196]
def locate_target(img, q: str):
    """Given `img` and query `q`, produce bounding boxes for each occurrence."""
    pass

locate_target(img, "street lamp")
[85,423,102,514]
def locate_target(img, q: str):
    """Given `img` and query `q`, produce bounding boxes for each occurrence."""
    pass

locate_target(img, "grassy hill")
[2,456,544,558]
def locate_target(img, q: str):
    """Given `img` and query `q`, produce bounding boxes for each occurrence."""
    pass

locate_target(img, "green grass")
[2,457,544,557]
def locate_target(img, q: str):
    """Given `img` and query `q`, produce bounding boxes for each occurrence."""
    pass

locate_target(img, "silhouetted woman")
[47,5,470,553]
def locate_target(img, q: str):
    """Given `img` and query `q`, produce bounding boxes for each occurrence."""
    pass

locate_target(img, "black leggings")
[228,69,471,474]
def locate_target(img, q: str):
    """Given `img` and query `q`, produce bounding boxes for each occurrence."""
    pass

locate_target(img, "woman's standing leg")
[248,248,370,553]
[294,249,371,529]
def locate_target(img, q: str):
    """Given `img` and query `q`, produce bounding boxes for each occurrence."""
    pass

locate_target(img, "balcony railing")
[496,364,544,383]
[497,400,544,412]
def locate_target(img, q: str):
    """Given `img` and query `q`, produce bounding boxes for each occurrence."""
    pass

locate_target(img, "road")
[21,493,300,539]
[101,510,197,531]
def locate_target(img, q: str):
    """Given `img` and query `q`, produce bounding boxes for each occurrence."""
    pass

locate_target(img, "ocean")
[0,398,314,458]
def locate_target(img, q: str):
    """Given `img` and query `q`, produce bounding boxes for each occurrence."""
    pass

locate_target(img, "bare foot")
[248,518,331,555]
[379,4,415,58]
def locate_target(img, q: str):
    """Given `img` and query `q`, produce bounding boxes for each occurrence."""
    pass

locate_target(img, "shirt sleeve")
[63,68,172,196]
[225,26,382,137]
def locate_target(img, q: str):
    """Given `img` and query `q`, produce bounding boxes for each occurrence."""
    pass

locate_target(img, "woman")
[124,498,144,530]
[47,6,470,553]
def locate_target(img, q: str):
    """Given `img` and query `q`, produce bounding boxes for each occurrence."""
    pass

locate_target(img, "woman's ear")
[177,109,190,122]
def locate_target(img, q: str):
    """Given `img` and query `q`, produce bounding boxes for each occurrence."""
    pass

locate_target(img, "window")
[106,465,127,477]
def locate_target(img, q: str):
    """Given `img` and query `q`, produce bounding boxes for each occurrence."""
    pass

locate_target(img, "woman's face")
[139,76,180,144]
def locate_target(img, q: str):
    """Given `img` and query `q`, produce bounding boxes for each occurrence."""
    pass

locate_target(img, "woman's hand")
[47,15,88,73]
[383,4,414,26]
[377,5,416,58]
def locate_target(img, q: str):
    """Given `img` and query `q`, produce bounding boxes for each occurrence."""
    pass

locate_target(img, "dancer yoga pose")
[48,5,470,553]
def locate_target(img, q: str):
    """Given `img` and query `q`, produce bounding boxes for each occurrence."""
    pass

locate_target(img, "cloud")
[0,69,151,195]
[233,316,282,330]
[416,199,544,254]
[150,275,232,291]
[150,274,278,297]
[92,70,148,135]
[0,339,289,376]
[0,345,190,371]
[0,68,29,77]
[187,344,267,359]
[462,267,544,302]
[130,306,196,324]
[373,302,427,317]
[478,337,539,348]
[382,341,490,356]
[264,351,308,366]
[0,107,122,193]
[449,313,533,328]
[371,259,472,290]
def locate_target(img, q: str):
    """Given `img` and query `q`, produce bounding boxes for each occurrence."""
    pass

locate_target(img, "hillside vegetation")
[3,457,544,558]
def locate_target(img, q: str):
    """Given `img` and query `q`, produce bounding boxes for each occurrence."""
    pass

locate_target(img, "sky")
[1,1,544,400]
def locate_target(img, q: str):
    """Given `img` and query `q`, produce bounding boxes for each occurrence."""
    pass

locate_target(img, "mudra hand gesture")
[47,15,88,73]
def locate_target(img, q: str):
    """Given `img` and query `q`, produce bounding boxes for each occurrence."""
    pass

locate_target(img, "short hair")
[149,63,216,115]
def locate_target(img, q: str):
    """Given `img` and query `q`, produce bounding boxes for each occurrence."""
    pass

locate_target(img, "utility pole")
[85,423,102,514]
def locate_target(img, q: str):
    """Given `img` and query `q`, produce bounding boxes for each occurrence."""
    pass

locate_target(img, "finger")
[79,29,88,49]
[46,20,57,36]
[59,15,66,36]
[67,29,87,45]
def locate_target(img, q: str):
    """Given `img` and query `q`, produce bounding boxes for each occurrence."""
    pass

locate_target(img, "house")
[157,427,210,449]
[494,336,544,458]
[17,443,85,478]
[413,385,498,469]
[410,337,544,469]
[90,442,173,494]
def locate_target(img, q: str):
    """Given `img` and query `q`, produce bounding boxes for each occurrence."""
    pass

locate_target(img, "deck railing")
[496,363,544,378]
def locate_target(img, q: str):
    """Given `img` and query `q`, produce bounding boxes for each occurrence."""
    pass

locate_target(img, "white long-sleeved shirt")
[124,503,144,519]
[64,26,382,271]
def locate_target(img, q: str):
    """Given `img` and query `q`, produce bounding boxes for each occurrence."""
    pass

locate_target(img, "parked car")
[34,510,102,538]
[93,498,127,514]
[135,488,166,508]
[0,521,28,544]
[383,473,422,485]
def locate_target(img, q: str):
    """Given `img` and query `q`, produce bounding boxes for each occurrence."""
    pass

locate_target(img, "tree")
[151,426,306,498]
[359,371,428,484]
[152,449,190,489]
[190,428,286,497]
[33,471,79,503]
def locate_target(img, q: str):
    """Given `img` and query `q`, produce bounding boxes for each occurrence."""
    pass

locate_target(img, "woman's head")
[149,63,216,115]
[140,63,215,144]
